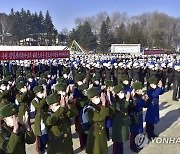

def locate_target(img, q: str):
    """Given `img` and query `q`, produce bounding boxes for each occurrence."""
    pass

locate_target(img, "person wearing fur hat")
[16,81,34,124]
[76,84,89,150]
[0,80,13,103]
[132,62,140,82]
[74,73,86,99]
[145,77,164,139]
[104,63,113,81]
[104,80,114,141]
[43,93,78,154]
[111,85,132,154]
[31,85,48,154]
[27,74,38,91]
[117,63,128,85]
[86,87,114,154]
[120,75,133,95]
[129,82,149,152]
[0,103,35,153]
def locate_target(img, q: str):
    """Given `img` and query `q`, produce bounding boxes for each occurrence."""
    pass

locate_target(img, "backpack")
[79,105,95,132]
[30,97,39,119]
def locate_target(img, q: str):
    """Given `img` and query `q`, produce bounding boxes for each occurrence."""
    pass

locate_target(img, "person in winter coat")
[129,82,149,152]
[86,87,114,154]
[112,85,133,154]
[145,77,164,139]
[43,93,78,154]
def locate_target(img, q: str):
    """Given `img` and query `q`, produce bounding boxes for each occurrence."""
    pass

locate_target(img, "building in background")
[111,44,141,55]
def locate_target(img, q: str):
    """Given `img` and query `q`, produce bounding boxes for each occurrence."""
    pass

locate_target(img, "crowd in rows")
[0,53,179,154]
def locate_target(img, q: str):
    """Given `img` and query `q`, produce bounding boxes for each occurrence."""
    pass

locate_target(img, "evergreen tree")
[99,16,114,53]
[44,10,55,45]
[114,22,129,44]
[68,22,97,51]
[79,21,97,50]
[129,22,142,44]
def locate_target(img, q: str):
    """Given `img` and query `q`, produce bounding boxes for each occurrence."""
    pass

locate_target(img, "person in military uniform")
[76,83,89,150]
[120,75,133,95]
[43,93,78,154]
[104,63,113,81]
[0,80,12,103]
[86,87,114,154]
[166,63,174,90]
[27,74,38,91]
[16,81,32,124]
[145,77,164,139]
[117,62,128,85]
[0,103,35,154]
[139,63,146,87]
[172,65,180,101]
[2,62,10,77]
[104,80,114,141]
[31,85,48,154]
[4,75,17,104]
[129,82,149,152]
[111,85,132,154]
[132,62,140,82]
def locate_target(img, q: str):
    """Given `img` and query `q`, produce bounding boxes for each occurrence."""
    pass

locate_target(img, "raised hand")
[23,111,31,131]
[126,92,131,101]
[100,92,106,106]
[142,94,149,101]
[158,80,163,88]
[13,115,19,134]
[60,94,65,108]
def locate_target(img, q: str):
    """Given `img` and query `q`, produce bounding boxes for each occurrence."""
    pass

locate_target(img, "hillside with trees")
[0,9,180,52]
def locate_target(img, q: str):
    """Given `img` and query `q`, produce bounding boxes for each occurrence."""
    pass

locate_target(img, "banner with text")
[0,50,70,60]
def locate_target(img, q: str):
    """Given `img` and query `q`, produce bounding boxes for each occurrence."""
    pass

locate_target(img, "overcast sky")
[1,0,179,32]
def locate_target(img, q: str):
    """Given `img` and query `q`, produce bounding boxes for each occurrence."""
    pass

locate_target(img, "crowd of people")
[0,53,179,154]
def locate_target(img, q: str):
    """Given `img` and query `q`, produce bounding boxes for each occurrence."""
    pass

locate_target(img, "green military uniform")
[2,63,10,77]
[76,84,89,133]
[16,82,33,124]
[105,67,112,81]
[32,86,47,136]
[111,85,133,154]
[86,105,109,154]
[112,96,131,143]
[43,93,78,154]
[85,87,114,154]
[117,67,128,85]
[0,103,35,154]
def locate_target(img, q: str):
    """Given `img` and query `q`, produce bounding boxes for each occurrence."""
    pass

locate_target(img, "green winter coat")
[112,97,131,143]
[43,104,79,154]
[105,68,112,81]
[32,97,46,136]
[0,123,35,154]
[16,92,31,124]
[86,104,113,154]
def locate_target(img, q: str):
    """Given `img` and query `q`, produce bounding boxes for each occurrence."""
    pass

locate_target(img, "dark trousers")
[106,127,110,140]
[167,82,172,90]
[36,134,48,153]
[79,133,87,150]
[146,123,155,138]
[172,79,180,100]
[130,133,138,152]
[113,142,123,154]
